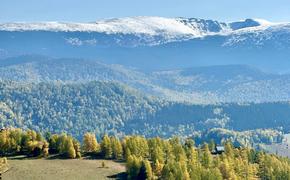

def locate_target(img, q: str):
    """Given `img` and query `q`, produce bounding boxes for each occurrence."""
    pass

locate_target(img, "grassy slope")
[3,158,126,180]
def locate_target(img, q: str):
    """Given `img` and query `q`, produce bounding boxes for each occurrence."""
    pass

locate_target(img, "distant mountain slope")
[1,56,290,103]
[151,65,290,103]
[0,55,165,101]
[1,17,290,72]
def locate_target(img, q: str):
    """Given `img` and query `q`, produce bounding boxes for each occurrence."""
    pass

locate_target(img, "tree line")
[1,128,290,179]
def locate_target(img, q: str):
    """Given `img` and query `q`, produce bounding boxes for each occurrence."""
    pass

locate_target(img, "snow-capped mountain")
[1,17,290,72]
[0,17,284,43]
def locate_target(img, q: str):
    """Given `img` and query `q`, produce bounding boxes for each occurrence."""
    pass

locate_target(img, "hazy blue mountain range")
[1,55,290,103]
[1,17,290,72]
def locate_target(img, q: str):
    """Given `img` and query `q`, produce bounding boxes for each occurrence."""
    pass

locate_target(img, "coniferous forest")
[0,80,288,145]
[1,128,290,179]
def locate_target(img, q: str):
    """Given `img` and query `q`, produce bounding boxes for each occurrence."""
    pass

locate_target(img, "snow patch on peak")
[94,16,200,36]
[252,19,275,26]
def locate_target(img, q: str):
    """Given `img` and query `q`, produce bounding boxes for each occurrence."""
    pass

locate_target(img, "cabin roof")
[216,146,225,152]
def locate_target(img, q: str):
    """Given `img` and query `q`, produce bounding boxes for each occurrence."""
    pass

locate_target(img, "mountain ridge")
[0,17,284,37]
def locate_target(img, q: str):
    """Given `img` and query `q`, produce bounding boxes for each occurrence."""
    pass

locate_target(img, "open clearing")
[2,158,126,180]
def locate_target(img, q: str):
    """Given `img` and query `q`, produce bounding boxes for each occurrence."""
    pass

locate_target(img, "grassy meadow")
[2,157,126,180]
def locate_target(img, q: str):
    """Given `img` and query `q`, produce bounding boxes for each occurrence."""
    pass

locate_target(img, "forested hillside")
[0,81,163,139]
[0,80,289,145]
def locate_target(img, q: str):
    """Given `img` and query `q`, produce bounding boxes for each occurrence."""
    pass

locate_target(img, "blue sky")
[1,0,290,22]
